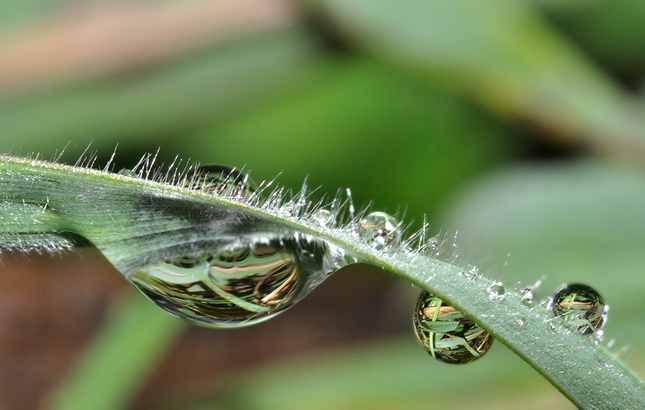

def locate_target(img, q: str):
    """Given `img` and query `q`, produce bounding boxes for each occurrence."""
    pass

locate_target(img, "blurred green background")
[1,0,645,408]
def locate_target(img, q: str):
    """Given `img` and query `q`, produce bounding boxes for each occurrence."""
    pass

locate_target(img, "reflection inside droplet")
[413,291,494,364]
[130,235,344,328]
[546,283,608,336]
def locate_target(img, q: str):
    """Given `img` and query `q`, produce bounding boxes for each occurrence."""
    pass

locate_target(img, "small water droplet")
[357,211,401,251]
[118,168,138,177]
[590,329,604,345]
[546,283,608,335]
[424,236,440,253]
[130,235,342,328]
[520,279,541,305]
[486,282,505,302]
[184,165,256,199]
[413,291,494,364]
[459,265,478,281]
[311,209,334,228]
[520,288,533,304]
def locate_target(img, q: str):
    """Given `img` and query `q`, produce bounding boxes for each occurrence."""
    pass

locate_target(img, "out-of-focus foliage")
[0,0,644,408]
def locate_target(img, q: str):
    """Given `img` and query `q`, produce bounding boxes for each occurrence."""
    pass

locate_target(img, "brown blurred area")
[0,251,126,409]
[0,0,299,94]
[0,251,400,409]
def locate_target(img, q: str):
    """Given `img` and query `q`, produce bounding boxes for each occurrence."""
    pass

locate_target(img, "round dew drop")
[486,282,506,302]
[129,236,340,328]
[413,291,494,364]
[546,283,608,335]
[357,211,401,251]
[312,209,334,228]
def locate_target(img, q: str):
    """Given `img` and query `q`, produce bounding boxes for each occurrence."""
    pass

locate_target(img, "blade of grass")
[1,155,644,409]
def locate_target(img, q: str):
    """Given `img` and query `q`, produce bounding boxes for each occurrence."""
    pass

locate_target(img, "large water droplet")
[357,211,401,251]
[546,283,608,335]
[130,235,342,328]
[184,165,256,199]
[486,282,505,302]
[413,291,494,364]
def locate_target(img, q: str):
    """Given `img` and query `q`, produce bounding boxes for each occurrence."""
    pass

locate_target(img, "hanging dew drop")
[546,283,608,336]
[357,211,401,251]
[129,235,344,328]
[183,164,257,199]
[486,282,506,302]
[413,291,494,364]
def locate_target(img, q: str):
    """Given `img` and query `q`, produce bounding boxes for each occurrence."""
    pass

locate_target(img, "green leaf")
[1,155,644,409]
[187,57,521,222]
[307,0,645,164]
[180,337,571,410]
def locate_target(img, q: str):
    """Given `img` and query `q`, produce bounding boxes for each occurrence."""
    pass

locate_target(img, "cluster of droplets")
[412,272,608,363]
[122,162,610,359]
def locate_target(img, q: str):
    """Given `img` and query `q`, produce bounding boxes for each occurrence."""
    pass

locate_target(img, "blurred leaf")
[187,57,521,222]
[171,337,572,410]
[0,0,300,93]
[443,160,645,363]
[0,28,322,157]
[49,293,184,410]
[0,0,48,29]
[308,0,645,164]
[532,0,645,79]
